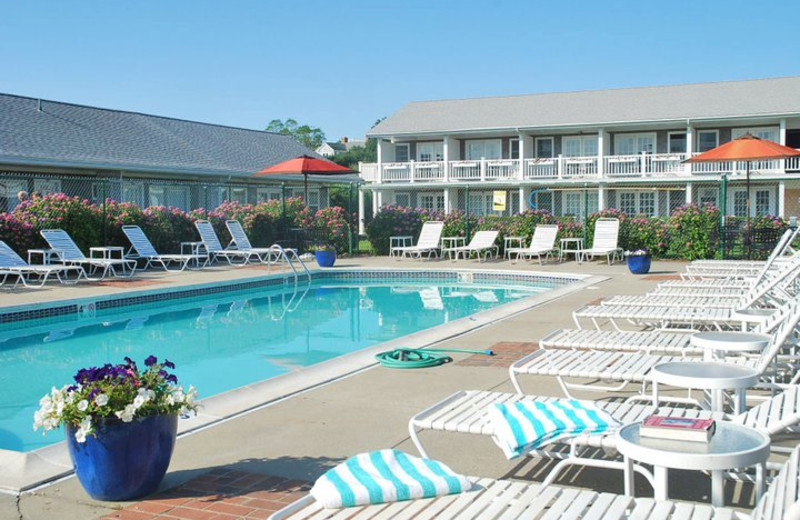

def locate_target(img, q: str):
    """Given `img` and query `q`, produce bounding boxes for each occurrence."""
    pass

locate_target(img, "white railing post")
[641,152,648,177]
[480,157,486,181]
[557,154,564,179]
[409,160,415,183]
[444,160,450,182]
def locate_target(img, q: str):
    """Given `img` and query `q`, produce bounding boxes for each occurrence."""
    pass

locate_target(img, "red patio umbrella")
[253,155,356,204]
[685,133,800,256]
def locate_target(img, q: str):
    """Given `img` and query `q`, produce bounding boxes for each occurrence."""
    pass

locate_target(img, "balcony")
[360,152,800,184]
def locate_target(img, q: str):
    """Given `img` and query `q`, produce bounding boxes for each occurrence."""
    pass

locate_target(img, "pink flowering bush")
[143,206,197,253]
[366,205,442,255]
[667,203,720,260]
[105,200,148,248]
[13,193,103,252]
[0,213,37,256]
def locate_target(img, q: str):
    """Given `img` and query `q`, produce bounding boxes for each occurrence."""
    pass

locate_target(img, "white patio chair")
[391,221,444,260]
[122,225,208,271]
[576,217,623,265]
[194,220,264,265]
[448,230,499,261]
[689,227,799,269]
[270,431,800,519]
[225,220,293,263]
[40,229,136,279]
[506,224,559,264]
[0,240,86,288]
[510,300,800,400]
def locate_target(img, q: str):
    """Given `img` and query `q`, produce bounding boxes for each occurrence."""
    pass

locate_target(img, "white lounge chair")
[194,220,265,265]
[506,224,559,264]
[271,434,800,519]
[225,220,293,263]
[689,227,799,269]
[448,230,499,261]
[510,300,799,400]
[0,240,86,287]
[122,225,208,271]
[391,221,444,259]
[40,229,136,279]
[576,218,623,265]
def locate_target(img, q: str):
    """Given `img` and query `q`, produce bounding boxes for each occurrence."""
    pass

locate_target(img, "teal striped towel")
[489,399,621,459]
[310,449,472,509]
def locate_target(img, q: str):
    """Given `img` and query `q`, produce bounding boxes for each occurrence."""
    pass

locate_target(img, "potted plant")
[34,356,197,501]
[312,244,337,267]
[625,248,652,274]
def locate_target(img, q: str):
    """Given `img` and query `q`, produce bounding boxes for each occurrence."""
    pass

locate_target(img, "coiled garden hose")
[375,348,494,369]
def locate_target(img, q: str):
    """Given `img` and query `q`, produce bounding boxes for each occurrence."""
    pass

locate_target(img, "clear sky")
[3,1,800,142]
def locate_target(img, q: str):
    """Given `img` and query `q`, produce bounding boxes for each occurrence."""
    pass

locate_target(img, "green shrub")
[365,205,441,255]
[142,206,196,253]
[667,203,720,260]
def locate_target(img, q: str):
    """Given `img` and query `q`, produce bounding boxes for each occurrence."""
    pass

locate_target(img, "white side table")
[559,237,584,262]
[181,241,209,268]
[503,236,526,259]
[616,421,769,507]
[441,237,466,260]
[690,331,770,361]
[650,361,760,414]
[731,308,777,331]
[28,248,63,265]
[90,246,125,260]
[389,236,413,258]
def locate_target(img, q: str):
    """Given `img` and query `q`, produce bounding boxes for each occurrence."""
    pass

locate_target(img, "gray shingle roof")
[369,76,800,137]
[0,93,319,179]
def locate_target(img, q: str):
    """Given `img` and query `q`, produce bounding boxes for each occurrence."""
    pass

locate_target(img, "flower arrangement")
[624,248,650,257]
[34,356,197,443]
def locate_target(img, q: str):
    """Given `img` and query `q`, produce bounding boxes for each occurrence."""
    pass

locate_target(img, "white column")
[598,185,606,211]
[598,129,608,177]
[685,182,693,204]
[779,181,786,218]
[780,119,787,145]
[376,190,383,210]
[519,134,533,180]
[378,140,392,183]
[686,124,695,175]
[519,187,530,212]
[358,188,366,234]
[443,136,457,182]
[444,187,456,213]
[372,188,379,215]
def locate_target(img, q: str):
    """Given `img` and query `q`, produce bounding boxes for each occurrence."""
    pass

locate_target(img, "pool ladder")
[268,244,311,285]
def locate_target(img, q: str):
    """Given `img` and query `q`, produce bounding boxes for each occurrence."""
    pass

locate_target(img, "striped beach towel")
[310,449,472,509]
[488,399,621,459]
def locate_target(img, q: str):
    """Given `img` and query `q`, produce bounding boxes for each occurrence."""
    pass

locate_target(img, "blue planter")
[626,255,652,274]
[66,414,178,501]
[315,249,336,267]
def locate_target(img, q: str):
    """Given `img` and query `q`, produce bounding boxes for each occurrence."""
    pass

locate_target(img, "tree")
[266,118,326,150]
[329,118,384,170]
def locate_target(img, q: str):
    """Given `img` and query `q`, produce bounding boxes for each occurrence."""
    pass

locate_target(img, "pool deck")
[0,256,789,519]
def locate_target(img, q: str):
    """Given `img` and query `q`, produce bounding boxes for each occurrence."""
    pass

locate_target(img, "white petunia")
[133,395,147,408]
[115,404,136,423]
[77,400,89,412]
[94,394,109,407]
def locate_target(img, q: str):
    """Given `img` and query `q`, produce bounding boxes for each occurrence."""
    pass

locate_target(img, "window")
[149,185,189,210]
[755,189,771,215]
[533,191,552,212]
[535,137,554,158]
[614,133,656,155]
[467,192,495,215]
[257,188,282,201]
[733,190,748,217]
[561,191,598,219]
[465,139,501,160]
[419,192,444,212]
[562,136,598,157]
[394,192,410,207]
[698,187,718,207]
[231,187,248,204]
[668,132,687,154]
[395,144,410,162]
[697,130,719,152]
[619,192,637,214]
[509,139,520,160]
[122,182,144,207]
[33,179,61,196]
[616,191,657,216]
[639,192,655,216]
[732,127,779,142]
[417,142,443,162]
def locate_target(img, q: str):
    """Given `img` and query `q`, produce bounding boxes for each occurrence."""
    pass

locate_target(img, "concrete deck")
[0,256,786,519]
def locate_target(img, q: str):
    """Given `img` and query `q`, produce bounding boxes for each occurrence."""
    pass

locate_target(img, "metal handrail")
[269,244,311,284]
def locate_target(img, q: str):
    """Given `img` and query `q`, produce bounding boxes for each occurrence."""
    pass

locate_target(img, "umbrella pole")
[746,161,751,260]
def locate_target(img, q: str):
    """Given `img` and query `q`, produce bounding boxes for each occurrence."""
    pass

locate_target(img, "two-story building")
[358,77,800,231]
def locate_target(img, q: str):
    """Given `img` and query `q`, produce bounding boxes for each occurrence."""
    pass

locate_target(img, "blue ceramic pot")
[626,255,652,274]
[66,414,178,501]
[315,249,336,267]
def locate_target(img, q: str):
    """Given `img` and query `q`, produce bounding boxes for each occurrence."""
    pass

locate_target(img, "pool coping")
[0,268,606,494]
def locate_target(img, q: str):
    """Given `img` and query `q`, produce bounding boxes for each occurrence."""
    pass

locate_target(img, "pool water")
[0,278,552,451]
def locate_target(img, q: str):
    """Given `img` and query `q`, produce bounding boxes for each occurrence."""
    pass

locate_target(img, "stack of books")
[639,415,716,442]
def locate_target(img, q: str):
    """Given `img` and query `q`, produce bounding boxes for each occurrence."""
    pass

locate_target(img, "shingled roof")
[0,93,319,179]
[369,76,800,137]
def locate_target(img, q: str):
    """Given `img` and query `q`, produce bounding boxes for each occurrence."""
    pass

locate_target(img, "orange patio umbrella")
[253,155,356,203]
[685,134,800,251]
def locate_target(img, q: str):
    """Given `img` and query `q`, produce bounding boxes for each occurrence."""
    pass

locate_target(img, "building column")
[444,187,456,213]
[373,189,381,214]
[598,185,606,211]
[780,119,787,145]
[778,181,786,218]
[598,129,609,177]
[358,188,366,234]
[519,186,531,212]
[686,124,695,175]
[377,140,392,183]
[685,182,693,204]
[443,136,457,182]
[519,134,533,180]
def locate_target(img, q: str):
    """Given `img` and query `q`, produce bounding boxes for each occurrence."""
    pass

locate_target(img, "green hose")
[375,347,494,369]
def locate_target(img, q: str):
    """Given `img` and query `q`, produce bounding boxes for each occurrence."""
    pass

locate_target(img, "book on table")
[639,415,716,442]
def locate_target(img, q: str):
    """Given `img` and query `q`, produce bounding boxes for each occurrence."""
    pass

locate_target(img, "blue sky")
[2,1,800,142]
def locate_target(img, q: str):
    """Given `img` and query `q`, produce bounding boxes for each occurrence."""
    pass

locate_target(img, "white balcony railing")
[361,149,800,184]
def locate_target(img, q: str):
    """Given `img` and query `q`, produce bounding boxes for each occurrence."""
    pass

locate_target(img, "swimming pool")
[0,270,575,452]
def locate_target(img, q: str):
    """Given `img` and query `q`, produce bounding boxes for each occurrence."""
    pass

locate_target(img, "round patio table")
[650,361,760,414]
[690,331,770,360]
[730,308,776,330]
[617,421,769,507]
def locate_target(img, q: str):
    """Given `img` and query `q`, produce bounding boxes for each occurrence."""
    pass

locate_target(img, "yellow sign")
[492,191,507,211]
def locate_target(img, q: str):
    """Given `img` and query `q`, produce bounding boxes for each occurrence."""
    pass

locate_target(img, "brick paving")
[456,341,539,367]
[98,469,309,520]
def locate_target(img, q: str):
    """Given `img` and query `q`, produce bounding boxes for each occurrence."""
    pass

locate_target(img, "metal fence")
[0,171,367,255]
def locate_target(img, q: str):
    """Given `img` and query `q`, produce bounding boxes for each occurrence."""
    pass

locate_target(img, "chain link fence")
[0,171,365,256]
